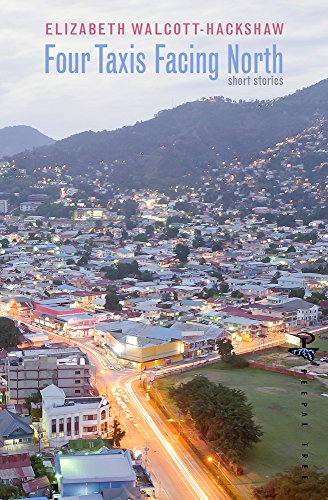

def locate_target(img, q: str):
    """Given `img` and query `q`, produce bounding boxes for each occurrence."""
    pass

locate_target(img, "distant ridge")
[0,125,55,158]
[6,78,328,188]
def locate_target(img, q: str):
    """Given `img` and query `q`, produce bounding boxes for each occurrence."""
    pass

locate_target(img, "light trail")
[125,374,221,500]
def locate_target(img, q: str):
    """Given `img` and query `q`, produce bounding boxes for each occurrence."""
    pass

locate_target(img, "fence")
[247,361,315,379]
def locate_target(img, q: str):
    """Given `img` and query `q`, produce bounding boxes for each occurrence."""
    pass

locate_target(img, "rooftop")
[56,450,136,483]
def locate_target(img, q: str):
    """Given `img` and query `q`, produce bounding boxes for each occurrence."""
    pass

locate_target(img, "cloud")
[0,0,327,139]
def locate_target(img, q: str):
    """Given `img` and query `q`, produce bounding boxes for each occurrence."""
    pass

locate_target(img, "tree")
[169,376,262,463]
[192,229,205,248]
[103,260,139,280]
[288,288,305,299]
[192,235,205,248]
[270,271,281,284]
[175,243,190,263]
[306,291,327,304]
[104,290,122,311]
[212,241,223,252]
[216,338,233,360]
[77,252,90,266]
[31,455,47,477]
[134,233,148,242]
[219,282,229,294]
[253,465,328,500]
[109,418,126,447]
[24,390,42,414]
[231,290,243,299]
[286,245,296,253]
[166,226,179,239]
[0,483,23,499]
[0,317,21,349]
[138,271,154,282]
[145,224,155,235]
[0,238,9,248]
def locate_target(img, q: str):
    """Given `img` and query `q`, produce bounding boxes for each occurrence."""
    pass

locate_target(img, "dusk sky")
[1,0,328,139]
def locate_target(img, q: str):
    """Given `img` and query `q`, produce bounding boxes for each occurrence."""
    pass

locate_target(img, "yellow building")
[94,322,184,369]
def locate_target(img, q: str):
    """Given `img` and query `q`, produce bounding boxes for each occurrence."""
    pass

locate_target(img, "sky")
[1,0,328,140]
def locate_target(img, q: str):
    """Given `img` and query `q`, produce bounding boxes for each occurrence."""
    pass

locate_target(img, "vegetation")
[216,338,248,368]
[36,203,73,218]
[0,317,21,349]
[24,390,42,415]
[306,291,327,304]
[103,260,139,280]
[0,483,23,499]
[253,465,328,499]
[31,454,48,477]
[219,282,229,294]
[158,363,328,480]
[175,243,190,263]
[9,80,328,191]
[216,338,234,360]
[104,288,122,311]
[169,376,262,463]
[108,418,126,447]
[288,288,305,299]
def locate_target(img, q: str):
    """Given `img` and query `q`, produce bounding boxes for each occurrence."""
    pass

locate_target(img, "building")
[41,384,110,446]
[0,199,8,214]
[170,322,225,358]
[94,321,184,368]
[30,301,97,335]
[0,409,34,448]
[250,299,319,327]
[7,347,92,403]
[22,476,51,497]
[55,450,136,496]
[74,208,104,220]
[0,453,35,485]
[19,201,42,212]
[222,316,262,340]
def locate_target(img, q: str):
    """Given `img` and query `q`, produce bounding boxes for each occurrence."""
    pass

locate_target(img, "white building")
[20,201,42,212]
[41,384,111,446]
[0,199,8,214]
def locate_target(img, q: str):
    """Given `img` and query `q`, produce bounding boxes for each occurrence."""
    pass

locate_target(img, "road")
[41,330,229,500]
[18,320,287,499]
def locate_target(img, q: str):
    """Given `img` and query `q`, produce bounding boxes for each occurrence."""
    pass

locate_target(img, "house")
[55,450,136,496]
[0,453,35,485]
[41,384,110,446]
[249,299,319,327]
[0,409,34,447]
[22,476,51,497]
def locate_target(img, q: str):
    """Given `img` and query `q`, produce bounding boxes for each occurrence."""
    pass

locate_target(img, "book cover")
[0,2,327,499]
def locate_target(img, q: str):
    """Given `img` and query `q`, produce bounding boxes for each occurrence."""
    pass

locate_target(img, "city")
[0,163,326,498]
[0,80,327,500]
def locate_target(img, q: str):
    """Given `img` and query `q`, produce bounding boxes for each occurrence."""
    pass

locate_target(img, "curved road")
[44,330,229,500]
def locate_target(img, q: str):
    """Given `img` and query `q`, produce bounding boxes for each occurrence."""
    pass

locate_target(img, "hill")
[0,125,55,158]
[6,79,328,189]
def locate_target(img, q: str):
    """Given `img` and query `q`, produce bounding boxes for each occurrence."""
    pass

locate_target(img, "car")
[310,361,320,366]
[320,358,328,362]
[108,364,115,369]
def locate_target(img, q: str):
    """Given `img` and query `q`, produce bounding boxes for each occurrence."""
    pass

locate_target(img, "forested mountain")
[0,126,54,158]
[5,79,328,189]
